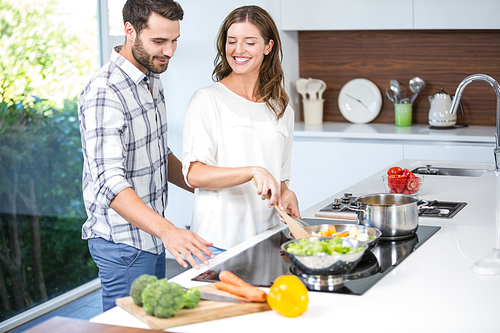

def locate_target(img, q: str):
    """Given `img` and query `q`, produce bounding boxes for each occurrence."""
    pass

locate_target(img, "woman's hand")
[188,162,281,207]
[279,183,300,218]
[251,167,280,205]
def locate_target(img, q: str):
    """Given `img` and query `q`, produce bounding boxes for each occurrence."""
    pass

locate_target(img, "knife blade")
[199,291,249,303]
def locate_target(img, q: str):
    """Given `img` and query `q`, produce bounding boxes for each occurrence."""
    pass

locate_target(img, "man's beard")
[132,37,170,74]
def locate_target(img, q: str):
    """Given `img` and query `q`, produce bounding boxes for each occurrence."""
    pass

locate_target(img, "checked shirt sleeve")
[79,81,132,209]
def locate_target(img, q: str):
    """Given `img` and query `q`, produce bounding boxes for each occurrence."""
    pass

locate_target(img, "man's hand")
[161,227,214,269]
[110,188,214,269]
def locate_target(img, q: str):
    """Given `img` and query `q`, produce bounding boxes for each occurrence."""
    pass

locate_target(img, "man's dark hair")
[123,0,184,35]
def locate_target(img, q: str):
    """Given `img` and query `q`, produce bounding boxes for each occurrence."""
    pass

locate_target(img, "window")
[0,0,99,325]
[99,0,126,66]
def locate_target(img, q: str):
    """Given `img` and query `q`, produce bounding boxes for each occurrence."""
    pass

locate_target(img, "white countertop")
[294,121,497,144]
[91,160,500,333]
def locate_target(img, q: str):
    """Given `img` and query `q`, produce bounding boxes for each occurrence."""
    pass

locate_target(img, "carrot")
[214,282,267,302]
[219,270,252,288]
[217,271,267,302]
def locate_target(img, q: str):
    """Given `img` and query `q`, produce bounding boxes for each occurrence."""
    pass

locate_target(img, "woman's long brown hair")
[212,5,289,120]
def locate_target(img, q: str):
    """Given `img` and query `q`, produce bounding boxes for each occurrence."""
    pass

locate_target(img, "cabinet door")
[282,0,413,31]
[403,144,495,163]
[290,140,403,211]
[414,0,500,29]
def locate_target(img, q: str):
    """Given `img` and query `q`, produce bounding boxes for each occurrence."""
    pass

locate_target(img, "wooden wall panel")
[298,30,500,126]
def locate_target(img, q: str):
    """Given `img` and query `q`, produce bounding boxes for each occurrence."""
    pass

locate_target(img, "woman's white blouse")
[182,82,295,249]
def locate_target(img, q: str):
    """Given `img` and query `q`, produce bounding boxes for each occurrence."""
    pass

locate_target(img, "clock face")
[338,78,382,124]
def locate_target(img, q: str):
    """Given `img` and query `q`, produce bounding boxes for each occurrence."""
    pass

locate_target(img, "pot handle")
[348,202,365,213]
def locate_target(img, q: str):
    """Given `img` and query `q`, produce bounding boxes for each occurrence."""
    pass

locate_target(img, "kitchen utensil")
[116,284,270,330]
[390,79,401,103]
[409,77,425,104]
[317,79,327,100]
[385,88,396,103]
[292,216,311,228]
[397,85,407,101]
[307,79,323,101]
[295,78,309,100]
[350,193,420,239]
[269,193,309,239]
[274,204,309,239]
[198,291,249,303]
[428,87,457,127]
[281,237,367,275]
[288,224,382,250]
[182,286,249,303]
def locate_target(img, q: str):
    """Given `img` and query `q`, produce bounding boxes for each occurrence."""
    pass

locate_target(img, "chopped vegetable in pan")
[286,238,364,256]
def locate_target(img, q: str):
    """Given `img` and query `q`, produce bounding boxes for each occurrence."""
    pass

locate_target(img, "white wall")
[162,1,299,230]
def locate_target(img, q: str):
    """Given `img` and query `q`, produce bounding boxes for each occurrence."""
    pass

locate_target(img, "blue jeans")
[88,237,165,312]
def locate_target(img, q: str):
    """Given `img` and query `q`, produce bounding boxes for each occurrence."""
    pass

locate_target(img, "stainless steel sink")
[411,165,487,177]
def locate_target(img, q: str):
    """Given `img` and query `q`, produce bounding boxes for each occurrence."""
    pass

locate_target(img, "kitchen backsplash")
[298,30,500,126]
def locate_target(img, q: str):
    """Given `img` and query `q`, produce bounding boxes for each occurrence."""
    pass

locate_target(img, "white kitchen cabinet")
[413,0,500,29]
[291,139,495,211]
[282,0,500,31]
[282,0,413,31]
[403,143,495,164]
[290,122,496,210]
[290,139,404,211]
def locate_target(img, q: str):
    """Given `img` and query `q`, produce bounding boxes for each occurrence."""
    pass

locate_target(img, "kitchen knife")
[199,291,249,303]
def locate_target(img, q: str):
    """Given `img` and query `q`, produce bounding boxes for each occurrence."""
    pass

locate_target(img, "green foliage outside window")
[0,0,98,321]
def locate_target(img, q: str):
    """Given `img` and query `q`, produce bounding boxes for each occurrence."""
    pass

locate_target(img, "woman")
[182,5,299,253]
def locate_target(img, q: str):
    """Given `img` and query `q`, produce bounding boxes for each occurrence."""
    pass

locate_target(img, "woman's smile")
[233,56,251,64]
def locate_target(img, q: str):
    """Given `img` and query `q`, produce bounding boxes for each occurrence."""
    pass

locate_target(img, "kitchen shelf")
[294,122,497,145]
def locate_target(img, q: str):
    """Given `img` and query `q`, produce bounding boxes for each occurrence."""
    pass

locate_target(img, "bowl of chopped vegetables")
[383,166,424,195]
[281,237,368,275]
[289,224,382,250]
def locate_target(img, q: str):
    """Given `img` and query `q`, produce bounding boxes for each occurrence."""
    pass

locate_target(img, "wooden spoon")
[270,201,310,239]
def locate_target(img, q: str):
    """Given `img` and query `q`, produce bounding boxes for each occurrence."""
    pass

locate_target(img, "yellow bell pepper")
[267,275,309,317]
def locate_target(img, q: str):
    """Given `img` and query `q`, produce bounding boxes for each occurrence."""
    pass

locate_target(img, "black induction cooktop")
[192,219,440,295]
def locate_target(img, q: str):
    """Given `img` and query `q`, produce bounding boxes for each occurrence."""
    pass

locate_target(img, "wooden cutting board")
[116,284,271,329]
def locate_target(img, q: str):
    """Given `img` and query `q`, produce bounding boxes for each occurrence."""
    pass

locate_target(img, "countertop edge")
[294,122,497,143]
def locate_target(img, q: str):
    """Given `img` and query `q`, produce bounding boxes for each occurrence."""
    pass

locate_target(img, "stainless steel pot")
[350,193,421,239]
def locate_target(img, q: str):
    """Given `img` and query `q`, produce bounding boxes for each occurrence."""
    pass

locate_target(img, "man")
[78,0,213,311]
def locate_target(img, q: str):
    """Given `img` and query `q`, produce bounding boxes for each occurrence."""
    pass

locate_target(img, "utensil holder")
[303,99,324,125]
[395,103,412,127]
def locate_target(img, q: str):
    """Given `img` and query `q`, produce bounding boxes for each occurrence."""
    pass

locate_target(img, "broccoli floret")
[130,274,158,306]
[184,287,201,309]
[141,279,188,318]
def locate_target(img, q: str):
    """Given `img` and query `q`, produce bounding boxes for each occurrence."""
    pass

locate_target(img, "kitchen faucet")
[451,74,500,275]
[450,74,500,171]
